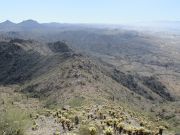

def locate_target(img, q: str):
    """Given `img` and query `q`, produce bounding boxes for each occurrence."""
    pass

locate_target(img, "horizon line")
[1,19,180,25]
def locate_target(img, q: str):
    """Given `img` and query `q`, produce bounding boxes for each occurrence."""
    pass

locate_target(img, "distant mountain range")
[0,20,45,31]
[0,19,123,31]
[1,19,180,33]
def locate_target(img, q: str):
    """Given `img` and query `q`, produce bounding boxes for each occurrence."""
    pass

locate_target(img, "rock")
[62,105,70,111]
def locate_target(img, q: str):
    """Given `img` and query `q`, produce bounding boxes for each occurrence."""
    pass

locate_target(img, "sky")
[0,0,180,24]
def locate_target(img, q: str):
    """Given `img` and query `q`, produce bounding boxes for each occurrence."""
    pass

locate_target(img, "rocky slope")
[0,37,179,133]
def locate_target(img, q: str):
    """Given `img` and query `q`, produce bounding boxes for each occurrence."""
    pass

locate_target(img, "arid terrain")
[0,20,179,135]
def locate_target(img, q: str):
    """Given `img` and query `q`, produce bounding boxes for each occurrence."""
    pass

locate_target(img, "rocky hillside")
[0,38,179,134]
[0,39,174,105]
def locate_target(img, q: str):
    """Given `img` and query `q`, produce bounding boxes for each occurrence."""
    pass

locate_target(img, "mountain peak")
[19,19,39,25]
[17,19,42,29]
[4,20,13,23]
[0,20,15,25]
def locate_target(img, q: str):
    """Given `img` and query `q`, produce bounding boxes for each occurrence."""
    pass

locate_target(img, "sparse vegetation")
[0,107,30,135]
[0,20,180,135]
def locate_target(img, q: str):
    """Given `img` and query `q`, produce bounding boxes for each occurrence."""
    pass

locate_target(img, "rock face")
[48,41,73,53]
[111,69,174,101]
[0,39,74,84]
[0,40,41,84]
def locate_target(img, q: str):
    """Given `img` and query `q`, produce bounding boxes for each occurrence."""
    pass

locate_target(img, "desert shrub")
[0,107,29,135]
[79,124,99,135]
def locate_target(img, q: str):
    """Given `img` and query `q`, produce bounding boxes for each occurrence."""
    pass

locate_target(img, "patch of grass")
[44,97,58,109]
[68,96,85,107]
[0,107,30,135]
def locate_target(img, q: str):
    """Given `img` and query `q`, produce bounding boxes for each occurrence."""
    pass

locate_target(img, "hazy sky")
[0,0,180,24]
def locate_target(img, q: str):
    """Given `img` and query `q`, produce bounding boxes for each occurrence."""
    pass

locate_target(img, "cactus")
[75,115,79,125]
[99,112,103,119]
[106,119,113,126]
[32,121,38,131]
[16,128,21,135]
[2,100,4,104]
[113,118,118,128]
[29,113,33,118]
[57,112,62,118]
[53,130,60,135]
[34,114,39,119]
[64,112,69,118]
[103,127,114,135]
[124,125,134,135]
[158,126,164,135]
[101,123,106,130]
[117,123,124,134]
[82,111,86,116]
[65,119,71,131]
[45,110,51,117]
[89,127,97,135]
[137,127,145,135]
[60,117,66,130]
[53,112,57,118]
[144,129,151,135]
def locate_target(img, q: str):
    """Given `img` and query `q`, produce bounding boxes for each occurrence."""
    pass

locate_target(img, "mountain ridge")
[0,21,180,133]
